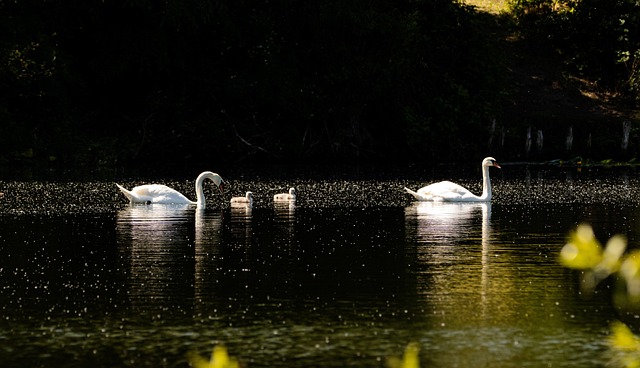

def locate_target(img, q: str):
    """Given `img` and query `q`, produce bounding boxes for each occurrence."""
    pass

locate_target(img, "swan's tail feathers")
[116,184,134,203]
[404,187,420,199]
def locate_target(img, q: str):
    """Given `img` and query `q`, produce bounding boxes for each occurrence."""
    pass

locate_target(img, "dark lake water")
[1,164,640,367]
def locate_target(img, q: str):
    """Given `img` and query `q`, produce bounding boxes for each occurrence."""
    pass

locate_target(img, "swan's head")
[246,191,253,199]
[289,187,296,195]
[482,157,501,169]
[199,171,225,193]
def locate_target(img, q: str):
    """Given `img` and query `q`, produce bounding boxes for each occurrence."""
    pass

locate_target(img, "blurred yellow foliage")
[387,342,420,368]
[561,224,627,293]
[610,321,640,351]
[608,321,640,368]
[188,345,240,368]
[560,225,640,367]
[560,224,603,269]
[621,251,640,298]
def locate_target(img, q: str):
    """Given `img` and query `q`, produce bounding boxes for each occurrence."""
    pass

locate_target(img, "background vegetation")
[0,0,638,168]
[510,0,640,100]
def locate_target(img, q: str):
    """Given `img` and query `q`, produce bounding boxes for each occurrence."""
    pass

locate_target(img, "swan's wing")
[416,181,475,201]
[130,184,193,204]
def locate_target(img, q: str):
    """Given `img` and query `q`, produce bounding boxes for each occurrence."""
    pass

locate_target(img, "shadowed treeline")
[2,0,639,168]
[0,0,505,166]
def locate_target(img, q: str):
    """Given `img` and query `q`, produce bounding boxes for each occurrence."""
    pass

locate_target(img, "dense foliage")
[5,0,637,167]
[0,0,506,166]
[510,0,640,103]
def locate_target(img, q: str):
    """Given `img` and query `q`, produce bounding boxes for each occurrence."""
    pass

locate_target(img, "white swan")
[404,157,501,202]
[116,171,224,208]
[273,187,296,202]
[230,191,253,206]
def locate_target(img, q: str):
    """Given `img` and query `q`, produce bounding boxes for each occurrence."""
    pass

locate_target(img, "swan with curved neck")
[116,171,224,208]
[404,157,500,202]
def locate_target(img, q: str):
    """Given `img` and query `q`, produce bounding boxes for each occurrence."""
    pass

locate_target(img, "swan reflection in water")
[194,208,223,309]
[117,204,222,316]
[274,201,296,231]
[405,201,490,245]
[273,201,296,256]
[404,201,494,324]
[229,199,253,238]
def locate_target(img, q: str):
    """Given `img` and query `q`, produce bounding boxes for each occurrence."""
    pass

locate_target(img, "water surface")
[0,165,638,367]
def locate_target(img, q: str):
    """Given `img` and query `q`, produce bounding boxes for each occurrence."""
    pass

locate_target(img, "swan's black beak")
[494,162,501,169]
[218,182,225,193]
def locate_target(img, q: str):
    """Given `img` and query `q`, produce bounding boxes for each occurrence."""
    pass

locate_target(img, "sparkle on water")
[0,165,636,367]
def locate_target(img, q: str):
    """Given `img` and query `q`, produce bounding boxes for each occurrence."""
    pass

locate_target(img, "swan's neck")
[480,166,492,201]
[194,174,207,207]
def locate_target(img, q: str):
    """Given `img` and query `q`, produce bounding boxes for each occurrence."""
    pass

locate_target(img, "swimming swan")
[116,171,224,208]
[404,157,501,202]
[273,187,296,202]
[230,191,253,206]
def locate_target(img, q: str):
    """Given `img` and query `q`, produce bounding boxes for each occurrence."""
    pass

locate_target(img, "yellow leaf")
[621,251,640,298]
[560,224,603,269]
[601,235,627,272]
[621,251,640,280]
[609,321,640,351]
[584,235,628,292]
[388,342,420,368]
[401,342,420,368]
[188,345,239,368]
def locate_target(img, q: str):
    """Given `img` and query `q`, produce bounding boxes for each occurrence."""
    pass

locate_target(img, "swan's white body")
[274,187,296,202]
[404,157,500,202]
[116,171,224,208]
[231,191,253,206]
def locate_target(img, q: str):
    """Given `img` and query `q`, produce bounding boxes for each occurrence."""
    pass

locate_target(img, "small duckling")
[273,187,296,202]
[230,191,253,206]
